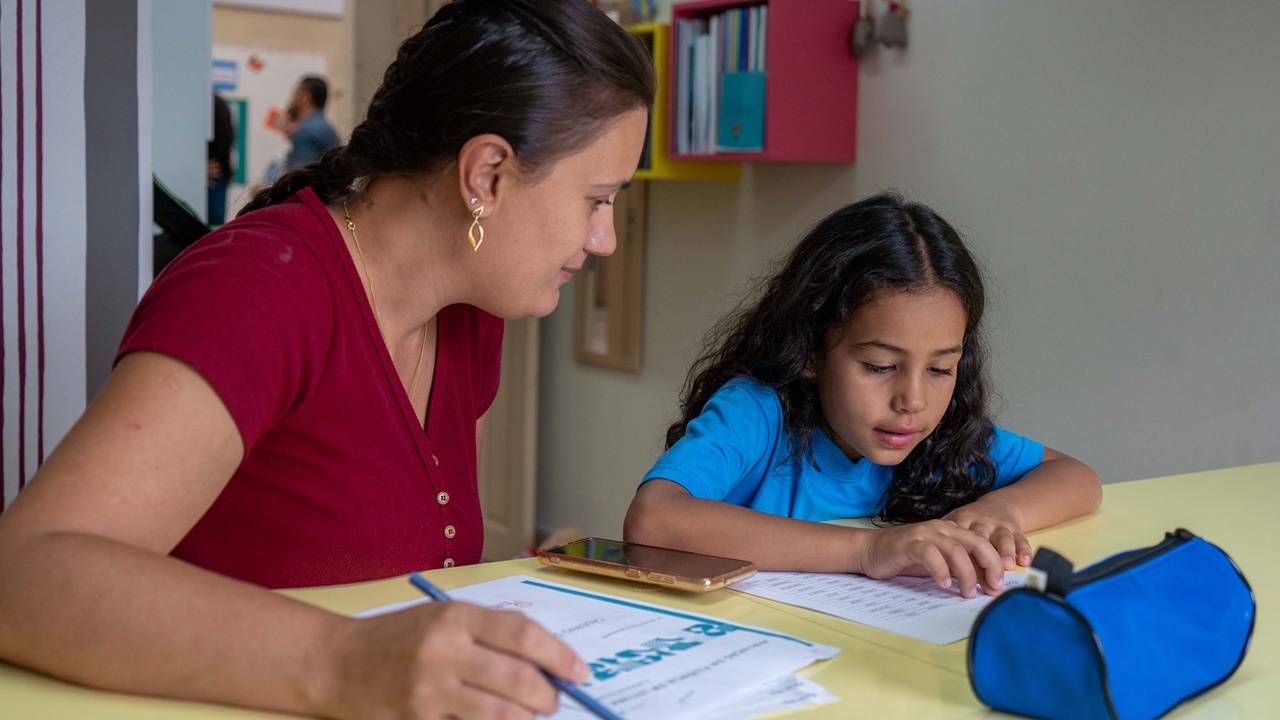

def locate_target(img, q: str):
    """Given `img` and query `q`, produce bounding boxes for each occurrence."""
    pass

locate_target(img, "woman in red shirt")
[0,1,651,718]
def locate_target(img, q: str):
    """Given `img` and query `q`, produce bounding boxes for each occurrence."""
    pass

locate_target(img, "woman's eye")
[929,367,956,376]
[862,363,894,374]
[591,197,614,211]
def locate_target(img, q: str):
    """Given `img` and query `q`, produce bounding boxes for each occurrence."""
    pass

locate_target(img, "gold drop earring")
[467,197,485,252]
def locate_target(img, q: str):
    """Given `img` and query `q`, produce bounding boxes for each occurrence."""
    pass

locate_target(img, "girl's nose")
[893,374,927,414]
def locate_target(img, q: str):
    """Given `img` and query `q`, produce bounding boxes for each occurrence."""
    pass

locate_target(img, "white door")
[478,317,539,561]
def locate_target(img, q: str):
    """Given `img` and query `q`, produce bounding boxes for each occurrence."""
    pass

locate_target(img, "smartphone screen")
[543,537,752,580]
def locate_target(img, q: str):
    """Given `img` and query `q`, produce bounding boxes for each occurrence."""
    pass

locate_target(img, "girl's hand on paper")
[321,601,590,720]
[856,519,1006,598]
[943,499,1032,570]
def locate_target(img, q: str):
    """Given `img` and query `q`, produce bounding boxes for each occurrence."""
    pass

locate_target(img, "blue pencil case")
[968,528,1255,720]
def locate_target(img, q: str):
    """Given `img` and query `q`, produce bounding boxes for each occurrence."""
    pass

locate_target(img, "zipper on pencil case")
[1028,528,1195,597]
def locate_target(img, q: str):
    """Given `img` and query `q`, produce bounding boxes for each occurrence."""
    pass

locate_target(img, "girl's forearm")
[977,456,1102,531]
[624,481,872,572]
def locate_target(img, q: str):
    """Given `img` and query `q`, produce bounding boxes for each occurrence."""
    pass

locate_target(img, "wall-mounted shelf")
[668,0,859,164]
[629,22,741,182]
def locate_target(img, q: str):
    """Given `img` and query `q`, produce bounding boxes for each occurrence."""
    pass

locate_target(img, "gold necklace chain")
[343,201,429,400]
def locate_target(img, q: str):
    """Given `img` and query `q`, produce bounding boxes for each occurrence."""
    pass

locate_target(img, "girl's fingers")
[898,563,932,577]
[937,539,980,597]
[947,525,1003,586]
[991,528,1018,569]
[1014,533,1034,567]
[913,543,954,590]
[944,527,1005,594]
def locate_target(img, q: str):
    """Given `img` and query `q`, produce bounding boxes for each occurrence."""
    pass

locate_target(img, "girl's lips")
[873,428,920,449]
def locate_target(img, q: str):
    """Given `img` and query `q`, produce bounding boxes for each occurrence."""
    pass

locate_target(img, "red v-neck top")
[118,188,503,588]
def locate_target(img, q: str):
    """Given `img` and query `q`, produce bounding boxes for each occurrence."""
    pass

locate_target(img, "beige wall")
[211,1,442,139]
[536,0,1280,539]
[212,4,354,135]
[350,0,438,122]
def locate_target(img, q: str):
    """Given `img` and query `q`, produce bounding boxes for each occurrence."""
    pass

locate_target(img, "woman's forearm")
[0,531,348,716]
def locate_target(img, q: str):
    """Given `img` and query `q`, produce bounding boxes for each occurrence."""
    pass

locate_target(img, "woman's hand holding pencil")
[315,576,591,720]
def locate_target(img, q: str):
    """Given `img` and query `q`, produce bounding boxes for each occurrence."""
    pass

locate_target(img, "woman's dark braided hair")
[239,0,653,216]
[665,193,999,523]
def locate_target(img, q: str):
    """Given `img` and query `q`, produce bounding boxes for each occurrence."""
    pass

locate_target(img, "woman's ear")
[456,133,515,214]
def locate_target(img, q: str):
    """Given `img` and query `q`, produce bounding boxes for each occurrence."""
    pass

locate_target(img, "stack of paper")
[356,575,838,719]
[731,571,1027,644]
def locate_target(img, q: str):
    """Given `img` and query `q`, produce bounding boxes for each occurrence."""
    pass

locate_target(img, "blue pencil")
[408,573,623,720]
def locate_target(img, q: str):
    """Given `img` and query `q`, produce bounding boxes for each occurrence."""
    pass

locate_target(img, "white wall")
[537,0,1280,539]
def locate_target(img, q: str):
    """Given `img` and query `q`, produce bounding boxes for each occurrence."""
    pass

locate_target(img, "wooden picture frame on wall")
[574,180,647,373]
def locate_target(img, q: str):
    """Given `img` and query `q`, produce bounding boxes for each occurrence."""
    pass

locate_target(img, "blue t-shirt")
[643,377,1045,521]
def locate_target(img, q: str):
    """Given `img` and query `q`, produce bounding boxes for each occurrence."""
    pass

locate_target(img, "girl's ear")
[802,357,818,380]
[804,336,828,380]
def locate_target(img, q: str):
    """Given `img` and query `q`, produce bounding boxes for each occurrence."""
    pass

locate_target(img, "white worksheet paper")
[700,675,838,719]
[355,575,839,719]
[557,674,837,720]
[731,571,1027,644]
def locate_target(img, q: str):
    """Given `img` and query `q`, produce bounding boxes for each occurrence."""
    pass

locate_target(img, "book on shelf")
[717,70,764,152]
[675,3,768,156]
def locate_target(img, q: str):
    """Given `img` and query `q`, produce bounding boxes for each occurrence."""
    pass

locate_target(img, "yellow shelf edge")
[628,22,741,183]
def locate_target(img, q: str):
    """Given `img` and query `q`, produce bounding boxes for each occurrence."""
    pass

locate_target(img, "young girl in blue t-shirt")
[625,193,1101,598]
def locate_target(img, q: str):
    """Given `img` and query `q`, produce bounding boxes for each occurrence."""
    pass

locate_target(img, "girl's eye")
[929,367,956,377]
[591,197,614,211]
[862,362,894,374]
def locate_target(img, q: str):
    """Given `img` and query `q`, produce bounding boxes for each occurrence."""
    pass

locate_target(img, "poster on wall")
[211,45,329,216]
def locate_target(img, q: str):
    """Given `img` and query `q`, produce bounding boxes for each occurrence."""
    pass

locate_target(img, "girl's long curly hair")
[665,192,997,523]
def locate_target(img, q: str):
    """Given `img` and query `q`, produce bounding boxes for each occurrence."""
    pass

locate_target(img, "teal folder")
[717,71,765,152]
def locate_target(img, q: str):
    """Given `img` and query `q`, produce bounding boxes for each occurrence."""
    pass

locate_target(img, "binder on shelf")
[716,70,765,152]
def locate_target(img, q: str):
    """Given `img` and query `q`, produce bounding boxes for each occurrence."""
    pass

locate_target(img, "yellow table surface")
[2,462,1276,718]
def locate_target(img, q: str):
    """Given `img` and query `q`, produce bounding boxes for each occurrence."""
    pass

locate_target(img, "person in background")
[207,93,234,226]
[279,75,341,171]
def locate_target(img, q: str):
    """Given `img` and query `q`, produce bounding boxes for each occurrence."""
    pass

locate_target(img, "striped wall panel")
[1,0,87,509]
